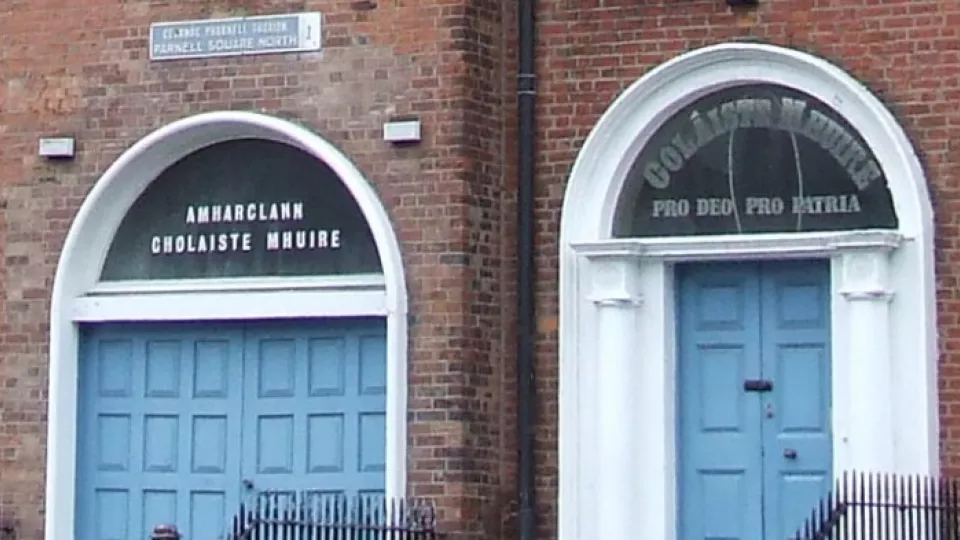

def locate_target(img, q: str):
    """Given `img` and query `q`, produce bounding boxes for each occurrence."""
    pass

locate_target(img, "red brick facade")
[0,0,956,539]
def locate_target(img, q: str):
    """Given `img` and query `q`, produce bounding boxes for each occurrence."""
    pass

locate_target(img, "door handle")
[783,448,798,460]
[242,479,255,490]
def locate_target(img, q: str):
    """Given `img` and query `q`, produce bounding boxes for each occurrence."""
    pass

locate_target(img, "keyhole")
[765,403,775,418]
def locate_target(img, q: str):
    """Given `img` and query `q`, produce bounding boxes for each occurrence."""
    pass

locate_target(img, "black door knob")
[784,448,798,460]
[242,479,255,490]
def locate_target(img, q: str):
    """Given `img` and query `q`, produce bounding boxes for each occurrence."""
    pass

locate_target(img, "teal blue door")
[677,260,832,540]
[76,318,387,540]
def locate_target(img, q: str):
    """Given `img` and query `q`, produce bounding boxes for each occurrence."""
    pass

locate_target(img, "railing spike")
[218,490,438,540]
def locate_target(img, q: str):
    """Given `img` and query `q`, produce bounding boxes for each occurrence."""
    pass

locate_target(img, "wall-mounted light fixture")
[38,136,76,160]
[382,118,422,145]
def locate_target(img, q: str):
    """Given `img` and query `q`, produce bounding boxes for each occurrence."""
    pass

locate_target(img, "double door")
[677,260,832,539]
[76,319,387,540]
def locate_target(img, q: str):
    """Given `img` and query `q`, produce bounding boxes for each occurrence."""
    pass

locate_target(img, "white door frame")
[557,43,938,540]
[44,112,409,540]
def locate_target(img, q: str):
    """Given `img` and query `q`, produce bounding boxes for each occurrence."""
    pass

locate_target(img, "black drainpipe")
[516,0,537,536]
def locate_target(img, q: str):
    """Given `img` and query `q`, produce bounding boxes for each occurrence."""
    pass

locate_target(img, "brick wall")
[527,1,960,538]
[2,0,959,539]
[0,0,513,538]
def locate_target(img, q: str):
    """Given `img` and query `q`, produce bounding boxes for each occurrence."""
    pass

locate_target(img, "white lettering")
[644,162,670,189]
[651,199,690,218]
[696,198,735,217]
[150,232,256,255]
[641,96,883,193]
[251,21,289,34]
[256,35,298,48]
[180,202,306,224]
[153,41,203,56]
[265,229,344,251]
[791,195,863,215]
[659,147,684,172]
[152,202,340,259]
[163,26,201,40]
[779,97,807,132]
[745,197,785,216]
[207,38,255,52]
[852,160,882,190]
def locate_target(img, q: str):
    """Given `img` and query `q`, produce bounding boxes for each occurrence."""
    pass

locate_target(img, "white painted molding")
[569,240,645,257]
[838,246,899,471]
[87,274,387,295]
[558,43,938,540]
[577,241,647,539]
[46,112,409,540]
[72,288,388,322]
[572,231,904,262]
[838,247,897,301]
[840,290,895,302]
[578,244,645,306]
[592,293,643,540]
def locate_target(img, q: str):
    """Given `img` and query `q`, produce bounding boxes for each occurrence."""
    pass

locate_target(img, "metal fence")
[793,472,960,539]
[223,491,440,540]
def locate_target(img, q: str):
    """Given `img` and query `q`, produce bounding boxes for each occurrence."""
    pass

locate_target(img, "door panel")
[77,324,245,540]
[240,319,388,500]
[760,260,832,538]
[677,260,832,540]
[677,262,764,540]
[78,319,388,540]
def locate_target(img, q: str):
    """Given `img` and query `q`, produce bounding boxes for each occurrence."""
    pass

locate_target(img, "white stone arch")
[45,111,408,540]
[558,43,937,540]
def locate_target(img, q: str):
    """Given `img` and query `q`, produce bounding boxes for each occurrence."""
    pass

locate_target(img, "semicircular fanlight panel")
[100,138,383,281]
[613,83,898,238]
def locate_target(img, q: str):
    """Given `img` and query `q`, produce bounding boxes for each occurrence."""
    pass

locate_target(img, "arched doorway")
[558,43,937,540]
[44,112,408,540]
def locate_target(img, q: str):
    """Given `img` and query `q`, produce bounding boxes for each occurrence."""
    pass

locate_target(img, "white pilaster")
[838,244,897,473]
[582,247,644,540]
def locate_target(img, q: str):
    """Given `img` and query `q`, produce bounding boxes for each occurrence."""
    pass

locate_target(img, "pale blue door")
[77,324,246,540]
[76,319,387,540]
[678,262,765,539]
[678,260,831,540]
[759,261,832,538]
[240,319,387,499]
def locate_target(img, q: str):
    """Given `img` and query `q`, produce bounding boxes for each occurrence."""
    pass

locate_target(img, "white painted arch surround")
[558,43,939,540]
[44,112,408,540]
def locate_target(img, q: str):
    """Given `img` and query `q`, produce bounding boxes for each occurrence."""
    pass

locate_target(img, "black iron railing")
[224,492,440,540]
[793,472,960,539]
[148,493,439,540]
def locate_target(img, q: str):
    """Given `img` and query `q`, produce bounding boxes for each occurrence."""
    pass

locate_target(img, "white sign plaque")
[149,12,322,61]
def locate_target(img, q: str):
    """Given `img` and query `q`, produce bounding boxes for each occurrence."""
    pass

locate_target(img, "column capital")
[838,246,896,302]
[573,241,645,307]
